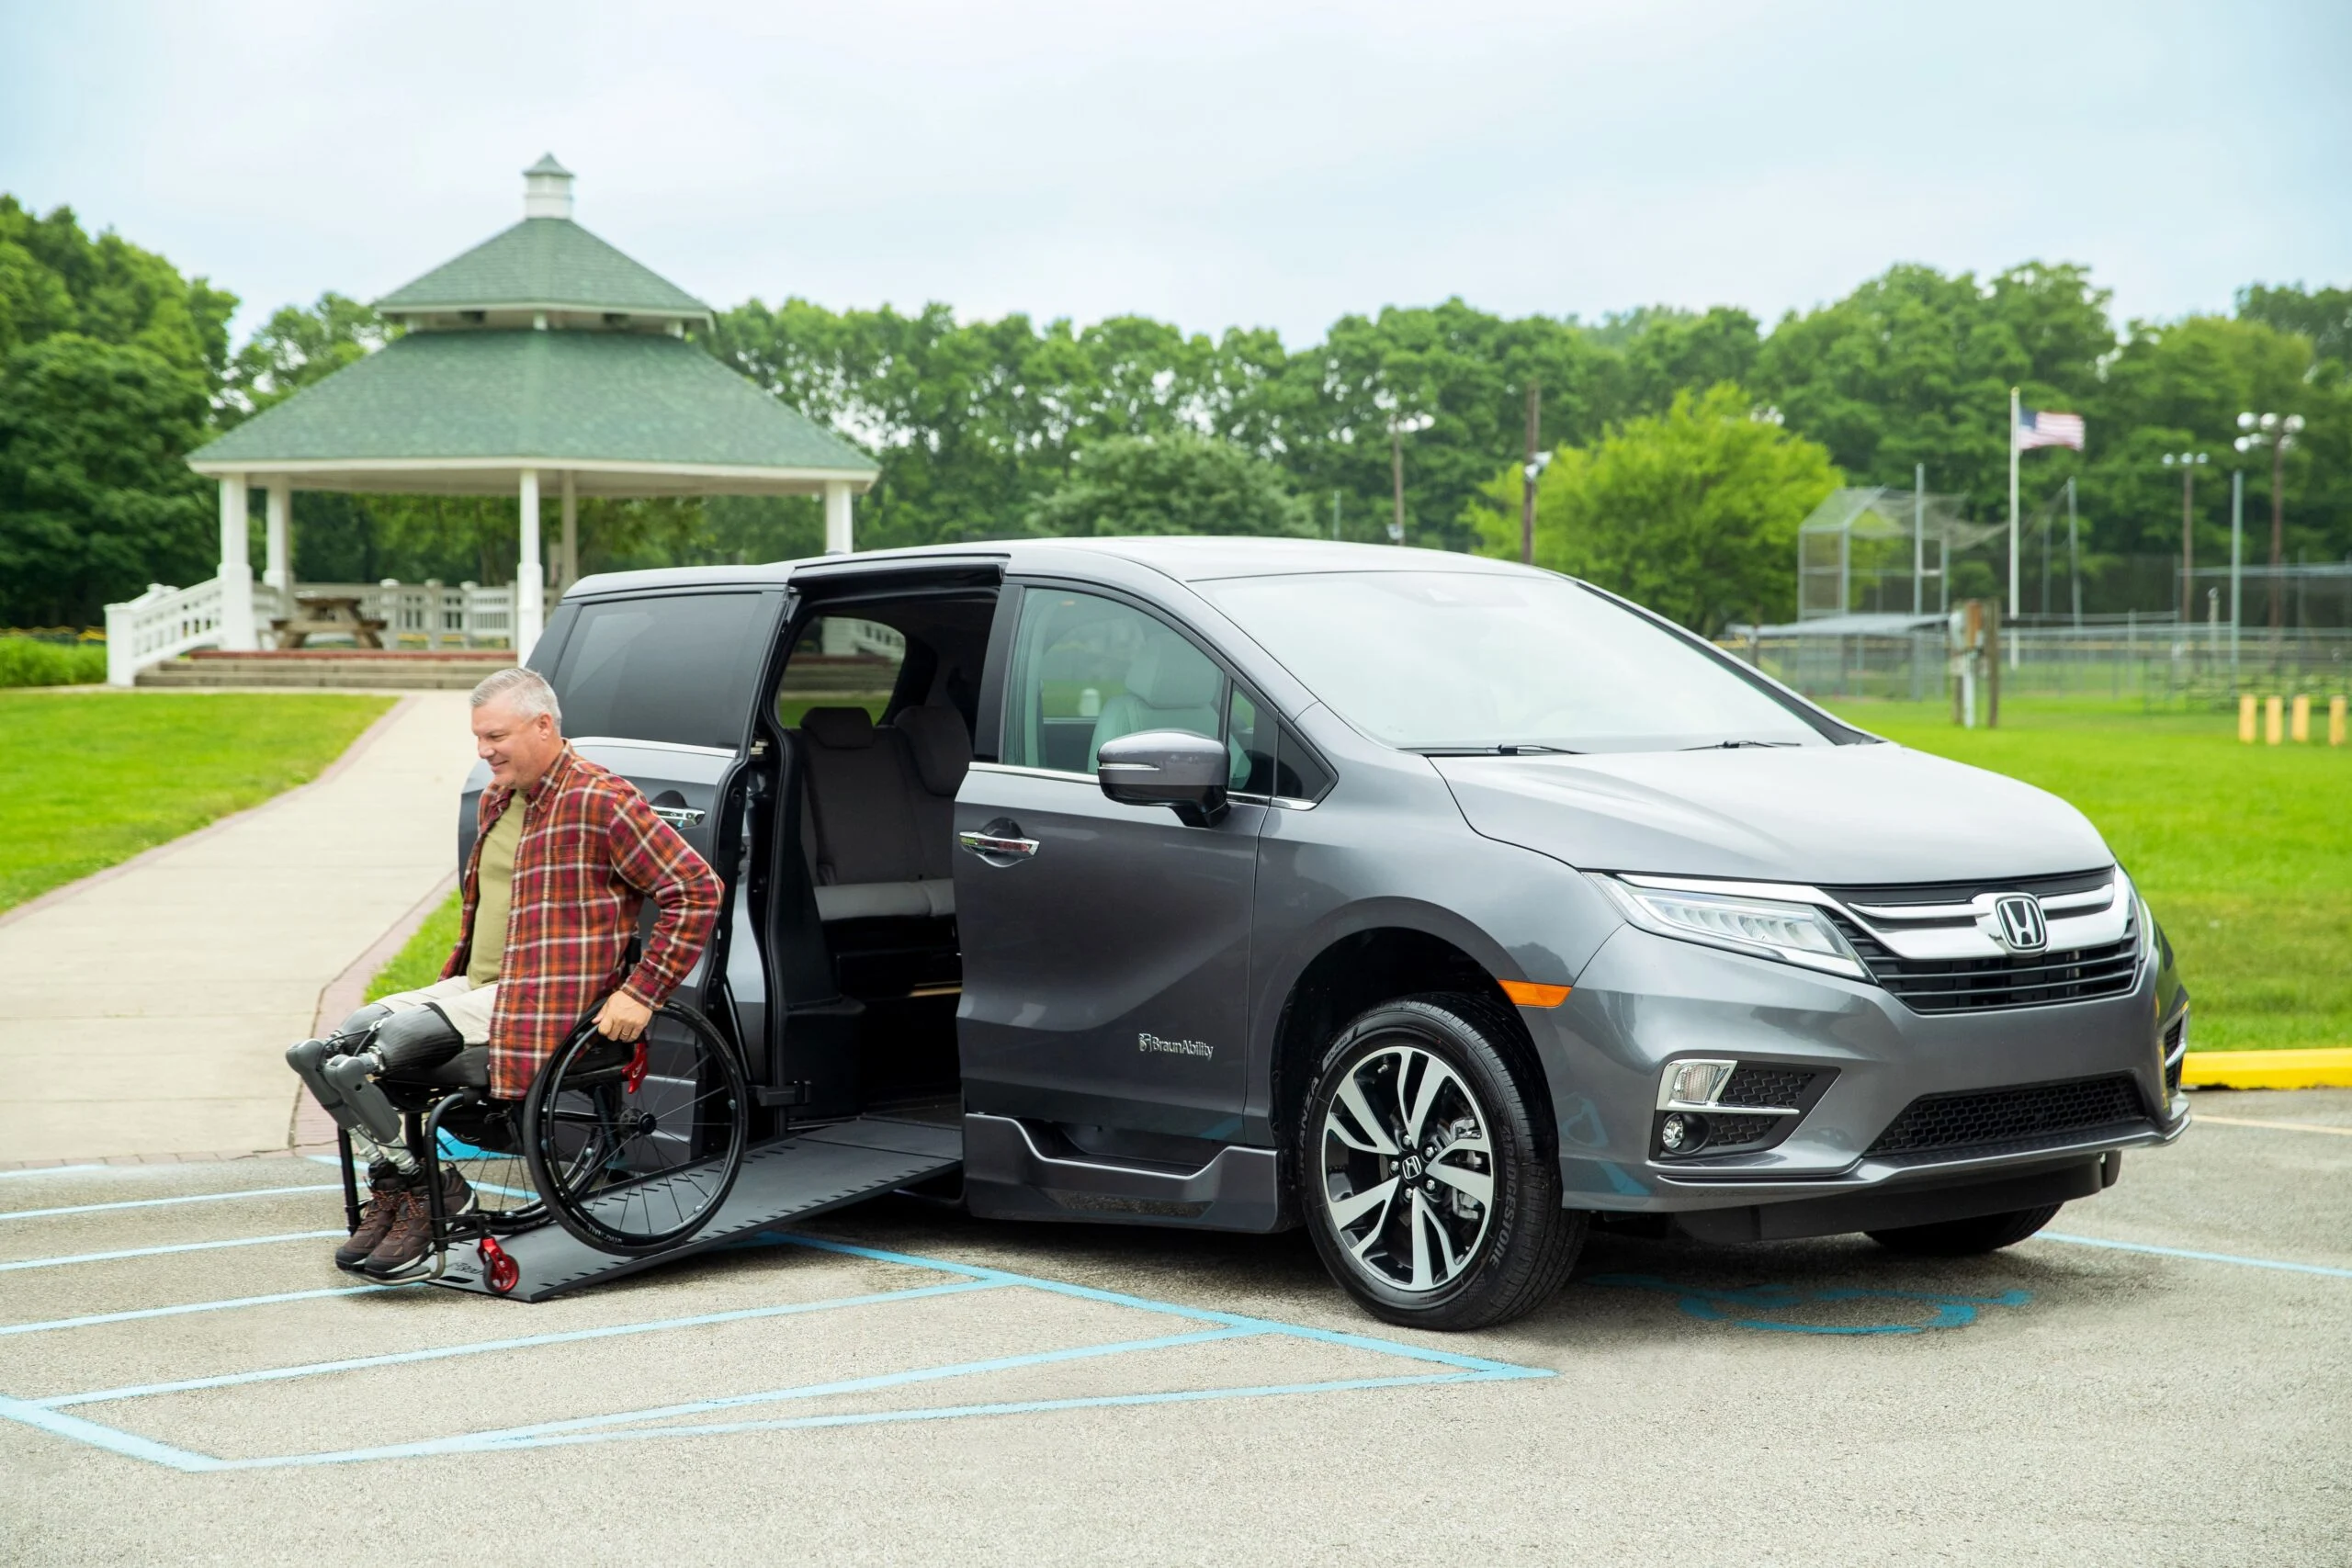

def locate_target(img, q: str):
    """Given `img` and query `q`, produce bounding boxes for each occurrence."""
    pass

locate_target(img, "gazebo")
[125,156,876,679]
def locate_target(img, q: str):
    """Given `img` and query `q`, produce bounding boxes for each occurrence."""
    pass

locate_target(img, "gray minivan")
[502,537,2189,1327]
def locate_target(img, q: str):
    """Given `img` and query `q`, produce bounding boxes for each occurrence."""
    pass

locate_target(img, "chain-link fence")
[1731,615,2352,708]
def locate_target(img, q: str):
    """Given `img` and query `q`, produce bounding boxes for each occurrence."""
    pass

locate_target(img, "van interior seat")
[797,704,967,923]
[1086,630,1224,770]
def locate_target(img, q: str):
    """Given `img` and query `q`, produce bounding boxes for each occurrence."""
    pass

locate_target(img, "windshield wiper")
[1683,739,1800,750]
[1408,743,1578,756]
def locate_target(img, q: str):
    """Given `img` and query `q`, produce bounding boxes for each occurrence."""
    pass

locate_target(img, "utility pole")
[1913,463,1925,615]
[1331,490,1340,541]
[2230,468,2243,684]
[2162,451,2207,625]
[1390,420,1406,545]
[2236,411,2305,661]
[2066,477,2081,628]
[1520,378,1542,565]
[2007,387,2021,620]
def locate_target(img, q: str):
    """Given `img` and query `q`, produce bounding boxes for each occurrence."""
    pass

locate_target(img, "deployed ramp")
[433,1114,962,1302]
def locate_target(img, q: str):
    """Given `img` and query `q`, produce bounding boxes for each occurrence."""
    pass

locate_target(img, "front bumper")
[1530,922,2191,1215]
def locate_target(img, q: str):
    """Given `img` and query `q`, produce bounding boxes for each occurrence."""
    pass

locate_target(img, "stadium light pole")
[2234,411,2304,651]
[2161,451,2208,625]
[1520,378,1544,564]
[2229,468,2243,683]
[1387,410,1433,545]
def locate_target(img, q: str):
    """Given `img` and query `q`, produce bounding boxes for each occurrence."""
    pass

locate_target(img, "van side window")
[1273,724,1335,802]
[778,616,906,728]
[1003,591,1226,775]
[553,592,770,750]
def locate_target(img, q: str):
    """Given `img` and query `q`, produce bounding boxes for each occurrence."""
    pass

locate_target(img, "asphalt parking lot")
[5,1089,2346,1567]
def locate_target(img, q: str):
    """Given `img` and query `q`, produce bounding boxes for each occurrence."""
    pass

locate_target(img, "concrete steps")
[139,650,516,691]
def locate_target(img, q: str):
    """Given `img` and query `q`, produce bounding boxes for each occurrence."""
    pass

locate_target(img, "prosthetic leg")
[287,1006,470,1272]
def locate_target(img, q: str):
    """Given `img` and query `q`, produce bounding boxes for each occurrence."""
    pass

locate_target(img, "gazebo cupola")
[177,155,877,665]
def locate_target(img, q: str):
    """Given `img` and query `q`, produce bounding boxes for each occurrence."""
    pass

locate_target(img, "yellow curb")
[2182,1049,2352,1090]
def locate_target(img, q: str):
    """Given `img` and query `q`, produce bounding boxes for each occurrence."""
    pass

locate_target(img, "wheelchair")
[335,998,750,1292]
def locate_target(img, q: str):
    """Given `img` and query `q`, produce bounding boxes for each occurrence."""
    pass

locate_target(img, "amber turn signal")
[1499,980,1572,1008]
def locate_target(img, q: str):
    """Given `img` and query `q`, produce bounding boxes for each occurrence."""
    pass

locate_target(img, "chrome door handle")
[958,825,1039,862]
[651,806,706,829]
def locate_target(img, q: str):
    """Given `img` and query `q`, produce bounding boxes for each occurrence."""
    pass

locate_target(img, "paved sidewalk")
[0,694,476,1163]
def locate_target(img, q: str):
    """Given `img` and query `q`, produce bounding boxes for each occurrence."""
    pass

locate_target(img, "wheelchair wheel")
[423,1094,548,1233]
[522,1000,749,1257]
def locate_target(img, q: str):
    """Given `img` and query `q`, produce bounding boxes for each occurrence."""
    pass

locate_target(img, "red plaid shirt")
[442,745,721,1099]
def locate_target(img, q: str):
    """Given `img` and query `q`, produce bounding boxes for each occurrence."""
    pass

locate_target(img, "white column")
[262,478,293,638]
[823,480,854,555]
[516,468,545,660]
[218,475,257,651]
[560,470,579,591]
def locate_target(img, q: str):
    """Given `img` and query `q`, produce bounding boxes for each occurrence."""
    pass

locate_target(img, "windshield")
[1194,570,1827,754]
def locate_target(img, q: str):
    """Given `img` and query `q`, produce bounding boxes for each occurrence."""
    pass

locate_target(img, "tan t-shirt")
[465,793,526,987]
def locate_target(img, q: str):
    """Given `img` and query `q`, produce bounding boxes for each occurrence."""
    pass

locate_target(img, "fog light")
[1661,1059,1736,1109]
[1661,1112,1704,1152]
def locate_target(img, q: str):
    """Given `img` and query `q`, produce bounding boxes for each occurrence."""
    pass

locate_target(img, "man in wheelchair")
[286,667,721,1280]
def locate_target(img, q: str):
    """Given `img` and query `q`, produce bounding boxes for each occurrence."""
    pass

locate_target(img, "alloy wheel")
[1319,1043,1497,1294]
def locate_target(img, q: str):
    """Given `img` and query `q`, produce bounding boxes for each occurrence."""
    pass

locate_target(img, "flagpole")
[2008,386,2021,622]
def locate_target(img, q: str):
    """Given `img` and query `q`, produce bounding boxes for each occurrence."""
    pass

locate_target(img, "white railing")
[105,581,224,687]
[293,581,520,647]
[101,576,556,684]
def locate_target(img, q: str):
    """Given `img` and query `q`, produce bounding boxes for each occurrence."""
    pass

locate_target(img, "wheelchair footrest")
[428,1115,963,1302]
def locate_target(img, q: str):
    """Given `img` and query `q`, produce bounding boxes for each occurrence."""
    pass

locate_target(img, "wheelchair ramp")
[431,1115,962,1303]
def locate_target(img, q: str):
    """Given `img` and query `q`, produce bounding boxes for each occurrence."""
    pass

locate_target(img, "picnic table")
[271,594,389,649]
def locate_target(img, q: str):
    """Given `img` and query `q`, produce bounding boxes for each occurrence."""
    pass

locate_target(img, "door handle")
[958,820,1040,863]
[650,806,707,829]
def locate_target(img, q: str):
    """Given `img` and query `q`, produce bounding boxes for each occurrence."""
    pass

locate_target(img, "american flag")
[2016,408,2086,451]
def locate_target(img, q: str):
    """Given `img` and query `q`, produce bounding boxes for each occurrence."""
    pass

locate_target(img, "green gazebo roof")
[187,331,876,495]
[375,217,711,322]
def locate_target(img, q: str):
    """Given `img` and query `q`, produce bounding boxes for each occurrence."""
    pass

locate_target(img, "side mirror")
[1097,729,1229,827]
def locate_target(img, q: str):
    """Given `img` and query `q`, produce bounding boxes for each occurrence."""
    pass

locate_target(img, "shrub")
[0,637,107,687]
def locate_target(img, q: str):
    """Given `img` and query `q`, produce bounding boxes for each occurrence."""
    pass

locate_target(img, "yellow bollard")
[2291,694,2311,742]
[2332,694,2347,747]
[2266,695,2283,745]
[2239,693,2258,742]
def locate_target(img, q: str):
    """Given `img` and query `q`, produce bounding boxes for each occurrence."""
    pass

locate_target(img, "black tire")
[1298,993,1586,1330]
[1866,1202,2062,1258]
[524,1000,749,1257]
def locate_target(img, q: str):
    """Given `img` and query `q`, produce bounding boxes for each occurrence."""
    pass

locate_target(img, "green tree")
[0,333,214,625]
[2237,282,2352,367]
[1025,432,1314,538]
[1471,384,1841,634]
[221,292,395,418]
[0,196,235,389]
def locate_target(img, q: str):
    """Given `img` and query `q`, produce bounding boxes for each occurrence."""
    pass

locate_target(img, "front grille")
[1721,1067,1817,1108]
[1820,868,2115,909]
[1866,1074,2147,1157]
[1829,914,2139,1012]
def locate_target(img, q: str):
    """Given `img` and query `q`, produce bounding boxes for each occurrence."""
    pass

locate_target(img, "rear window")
[552,592,773,750]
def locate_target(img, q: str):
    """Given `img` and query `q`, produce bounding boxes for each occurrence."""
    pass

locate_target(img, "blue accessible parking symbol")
[1588,1273,2032,1336]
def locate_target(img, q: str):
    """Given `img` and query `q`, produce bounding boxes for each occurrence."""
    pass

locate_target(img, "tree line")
[3,189,2346,633]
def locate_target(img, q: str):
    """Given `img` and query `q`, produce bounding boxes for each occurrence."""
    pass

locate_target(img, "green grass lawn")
[1827,695,2350,1051]
[367,888,463,1000]
[0,692,392,912]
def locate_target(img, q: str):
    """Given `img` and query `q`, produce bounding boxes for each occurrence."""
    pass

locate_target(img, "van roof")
[564,536,1539,600]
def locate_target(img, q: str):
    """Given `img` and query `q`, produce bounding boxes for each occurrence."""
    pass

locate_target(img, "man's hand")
[594,990,653,1042]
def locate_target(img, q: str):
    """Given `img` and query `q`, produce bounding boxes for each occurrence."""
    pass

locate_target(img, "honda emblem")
[1992,894,2048,953]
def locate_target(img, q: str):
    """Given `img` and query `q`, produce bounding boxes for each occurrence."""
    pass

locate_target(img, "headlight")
[1594,874,1866,979]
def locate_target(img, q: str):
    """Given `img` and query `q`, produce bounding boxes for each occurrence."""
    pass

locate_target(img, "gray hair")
[470,666,562,727]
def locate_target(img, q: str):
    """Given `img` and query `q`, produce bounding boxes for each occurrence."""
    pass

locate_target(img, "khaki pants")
[373,976,499,1045]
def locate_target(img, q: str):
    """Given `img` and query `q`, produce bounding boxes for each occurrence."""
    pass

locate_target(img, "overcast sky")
[3,1,2346,349]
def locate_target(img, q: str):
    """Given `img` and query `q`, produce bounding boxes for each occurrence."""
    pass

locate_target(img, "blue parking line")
[0,1186,341,1222]
[0,1285,403,1337]
[0,1166,107,1181]
[40,1280,1011,1408]
[0,1231,342,1272]
[771,1233,1534,1375]
[2038,1232,2352,1280]
[267,1372,1521,1465]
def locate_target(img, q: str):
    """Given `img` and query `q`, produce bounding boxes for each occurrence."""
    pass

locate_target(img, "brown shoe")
[361,1168,476,1280]
[334,1165,403,1272]
[362,1185,435,1280]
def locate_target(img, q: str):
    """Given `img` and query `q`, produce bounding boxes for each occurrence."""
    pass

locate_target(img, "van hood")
[1431,742,2111,886]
